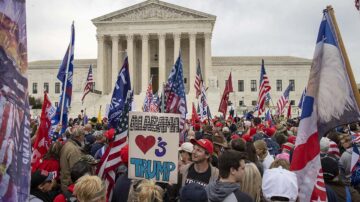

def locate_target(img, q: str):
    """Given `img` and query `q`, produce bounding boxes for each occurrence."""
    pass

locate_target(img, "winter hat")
[281,142,294,153]
[180,183,208,202]
[222,127,230,133]
[321,155,339,181]
[119,144,129,165]
[287,135,297,144]
[264,127,276,137]
[262,167,298,202]
[328,141,340,159]
[320,137,330,153]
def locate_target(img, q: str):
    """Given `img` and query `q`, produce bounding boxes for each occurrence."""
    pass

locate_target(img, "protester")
[262,167,298,202]
[33,141,62,179]
[254,140,274,170]
[240,163,262,202]
[59,127,85,192]
[178,142,194,169]
[112,145,132,202]
[339,133,355,185]
[180,183,208,202]
[74,175,106,202]
[321,155,360,201]
[54,160,94,202]
[127,180,164,202]
[30,170,56,202]
[180,139,219,187]
[206,150,253,202]
[90,130,106,156]
[269,159,290,170]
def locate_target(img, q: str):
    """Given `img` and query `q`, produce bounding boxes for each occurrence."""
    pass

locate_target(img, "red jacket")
[36,158,60,180]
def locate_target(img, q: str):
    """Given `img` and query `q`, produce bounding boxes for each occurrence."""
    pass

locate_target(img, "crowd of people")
[29,112,360,202]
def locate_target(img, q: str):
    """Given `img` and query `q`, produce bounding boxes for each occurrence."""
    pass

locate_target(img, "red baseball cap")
[191,139,214,155]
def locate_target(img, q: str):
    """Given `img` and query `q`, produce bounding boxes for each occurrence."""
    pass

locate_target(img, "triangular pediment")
[92,0,216,23]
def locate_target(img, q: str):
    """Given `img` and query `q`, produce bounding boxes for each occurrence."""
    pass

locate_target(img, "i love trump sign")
[128,111,180,184]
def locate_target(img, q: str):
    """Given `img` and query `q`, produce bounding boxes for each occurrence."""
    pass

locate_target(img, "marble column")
[96,35,105,94]
[158,33,166,91]
[173,32,181,63]
[189,32,197,95]
[141,33,149,93]
[204,32,212,88]
[126,34,134,89]
[111,35,119,89]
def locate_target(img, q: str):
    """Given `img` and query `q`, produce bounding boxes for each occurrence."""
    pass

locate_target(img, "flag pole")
[327,6,360,108]
[60,21,74,125]
[161,83,165,113]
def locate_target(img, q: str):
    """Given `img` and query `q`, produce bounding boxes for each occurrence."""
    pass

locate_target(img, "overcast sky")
[27,0,360,81]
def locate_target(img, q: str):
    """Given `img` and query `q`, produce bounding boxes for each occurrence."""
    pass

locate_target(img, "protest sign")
[128,112,180,184]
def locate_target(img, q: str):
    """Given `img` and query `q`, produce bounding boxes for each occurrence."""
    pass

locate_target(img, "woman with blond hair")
[254,140,274,170]
[240,163,262,202]
[74,175,106,202]
[127,179,164,202]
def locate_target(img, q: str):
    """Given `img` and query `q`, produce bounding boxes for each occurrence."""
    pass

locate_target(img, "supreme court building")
[28,0,311,117]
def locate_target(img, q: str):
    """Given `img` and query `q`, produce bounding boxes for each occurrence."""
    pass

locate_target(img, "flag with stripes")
[81,65,94,103]
[194,59,203,99]
[50,23,75,140]
[298,88,307,109]
[149,93,160,113]
[0,1,31,200]
[290,7,360,201]
[257,59,271,115]
[276,83,292,115]
[97,90,133,200]
[164,53,187,142]
[143,76,153,112]
[265,109,273,127]
[218,73,233,117]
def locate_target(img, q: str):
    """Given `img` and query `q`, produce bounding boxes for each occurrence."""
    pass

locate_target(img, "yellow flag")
[97,105,102,123]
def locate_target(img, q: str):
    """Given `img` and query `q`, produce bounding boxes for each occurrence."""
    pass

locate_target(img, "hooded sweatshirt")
[206,180,253,202]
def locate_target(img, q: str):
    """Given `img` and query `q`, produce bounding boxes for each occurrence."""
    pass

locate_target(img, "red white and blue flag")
[143,76,153,112]
[194,59,203,99]
[276,83,292,115]
[149,93,160,113]
[199,83,209,121]
[81,65,94,104]
[164,53,187,142]
[257,59,271,116]
[290,7,360,202]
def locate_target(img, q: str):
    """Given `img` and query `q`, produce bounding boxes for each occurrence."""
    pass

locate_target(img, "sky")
[26,0,360,81]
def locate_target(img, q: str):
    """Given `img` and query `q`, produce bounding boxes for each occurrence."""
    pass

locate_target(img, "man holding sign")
[179,139,219,187]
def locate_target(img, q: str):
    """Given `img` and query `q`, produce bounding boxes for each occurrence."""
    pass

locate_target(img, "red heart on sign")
[135,135,156,154]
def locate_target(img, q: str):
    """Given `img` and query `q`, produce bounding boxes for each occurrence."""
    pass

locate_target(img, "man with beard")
[179,139,219,187]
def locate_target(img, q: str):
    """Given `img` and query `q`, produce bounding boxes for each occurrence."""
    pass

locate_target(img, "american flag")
[194,59,203,99]
[81,65,94,104]
[97,90,132,200]
[265,109,273,127]
[291,8,360,201]
[164,54,187,142]
[276,83,292,115]
[143,76,153,112]
[257,59,271,115]
[149,93,160,113]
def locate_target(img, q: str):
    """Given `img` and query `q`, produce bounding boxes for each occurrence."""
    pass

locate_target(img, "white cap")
[262,167,298,202]
[222,127,230,133]
[179,142,194,153]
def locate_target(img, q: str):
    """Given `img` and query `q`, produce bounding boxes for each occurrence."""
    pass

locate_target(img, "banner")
[128,112,180,184]
[0,0,31,201]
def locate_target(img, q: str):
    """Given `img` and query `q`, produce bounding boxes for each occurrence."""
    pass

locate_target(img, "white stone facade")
[28,0,311,118]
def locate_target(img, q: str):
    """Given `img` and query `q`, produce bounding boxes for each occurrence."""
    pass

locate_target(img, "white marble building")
[28,0,311,118]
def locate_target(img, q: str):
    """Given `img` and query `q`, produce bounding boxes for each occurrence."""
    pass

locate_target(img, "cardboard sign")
[128,112,180,184]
